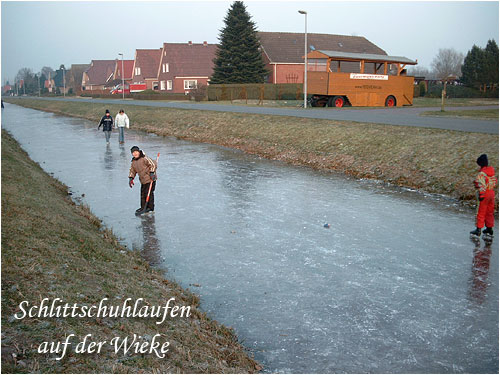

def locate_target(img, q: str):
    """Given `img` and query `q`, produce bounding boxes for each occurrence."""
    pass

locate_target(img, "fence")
[77,90,189,101]
[207,83,303,102]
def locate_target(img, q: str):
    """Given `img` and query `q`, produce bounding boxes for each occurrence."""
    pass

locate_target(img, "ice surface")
[2,103,498,373]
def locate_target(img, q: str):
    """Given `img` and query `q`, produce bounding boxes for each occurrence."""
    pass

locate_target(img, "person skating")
[470,154,497,238]
[97,109,113,144]
[129,146,157,215]
[115,109,130,144]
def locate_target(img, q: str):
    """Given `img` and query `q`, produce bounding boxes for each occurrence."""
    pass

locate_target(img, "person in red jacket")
[470,154,497,238]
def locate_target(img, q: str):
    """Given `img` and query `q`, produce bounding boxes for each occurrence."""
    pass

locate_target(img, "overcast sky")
[1,1,498,84]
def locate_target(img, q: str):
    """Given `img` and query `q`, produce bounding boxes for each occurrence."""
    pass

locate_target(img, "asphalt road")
[14,96,500,134]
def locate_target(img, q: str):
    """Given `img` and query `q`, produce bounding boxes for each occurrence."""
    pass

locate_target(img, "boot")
[483,227,494,237]
[470,228,482,237]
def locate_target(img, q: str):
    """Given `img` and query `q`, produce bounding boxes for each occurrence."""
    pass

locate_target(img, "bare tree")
[41,66,54,80]
[407,66,432,79]
[15,68,36,95]
[431,48,464,111]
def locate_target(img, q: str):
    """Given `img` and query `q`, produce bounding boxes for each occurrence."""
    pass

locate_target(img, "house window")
[162,63,169,73]
[135,67,141,76]
[167,80,173,90]
[184,80,197,89]
[152,81,159,90]
[160,81,166,90]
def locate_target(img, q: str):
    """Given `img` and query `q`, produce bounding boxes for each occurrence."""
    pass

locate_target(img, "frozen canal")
[2,103,498,373]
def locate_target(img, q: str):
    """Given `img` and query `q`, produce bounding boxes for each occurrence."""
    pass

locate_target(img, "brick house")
[112,59,134,85]
[131,49,162,90]
[82,60,116,91]
[257,32,387,84]
[157,41,217,93]
[67,64,90,93]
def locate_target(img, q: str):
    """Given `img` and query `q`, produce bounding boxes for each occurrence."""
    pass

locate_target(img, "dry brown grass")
[5,98,498,205]
[1,130,260,373]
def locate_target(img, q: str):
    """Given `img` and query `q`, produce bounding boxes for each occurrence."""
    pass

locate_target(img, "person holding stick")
[128,146,158,215]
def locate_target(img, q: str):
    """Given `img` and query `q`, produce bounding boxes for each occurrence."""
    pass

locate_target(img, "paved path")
[16,97,499,134]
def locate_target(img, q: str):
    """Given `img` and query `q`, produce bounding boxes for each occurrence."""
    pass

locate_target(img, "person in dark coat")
[97,109,114,143]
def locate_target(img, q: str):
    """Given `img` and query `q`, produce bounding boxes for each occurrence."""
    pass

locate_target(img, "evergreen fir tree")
[462,40,499,91]
[211,1,268,84]
[461,45,484,89]
[484,39,499,89]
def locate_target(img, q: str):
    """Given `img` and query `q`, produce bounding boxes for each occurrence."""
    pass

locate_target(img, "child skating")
[128,146,158,215]
[470,154,497,240]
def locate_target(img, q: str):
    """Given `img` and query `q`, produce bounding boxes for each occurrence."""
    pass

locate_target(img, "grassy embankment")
[1,130,259,373]
[4,97,499,205]
[200,97,499,108]
[420,108,499,120]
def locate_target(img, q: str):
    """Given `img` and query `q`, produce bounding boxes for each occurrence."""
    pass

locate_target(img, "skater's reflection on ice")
[103,143,115,171]
[468,237,492,305]
[140,214,162,266]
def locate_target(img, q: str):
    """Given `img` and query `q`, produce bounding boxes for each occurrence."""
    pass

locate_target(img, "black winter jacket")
[98,115,114,131]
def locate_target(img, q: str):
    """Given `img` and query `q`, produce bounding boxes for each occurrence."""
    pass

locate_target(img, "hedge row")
[424,84,498,99]
[207,83,303,101]
[78,90,189,101]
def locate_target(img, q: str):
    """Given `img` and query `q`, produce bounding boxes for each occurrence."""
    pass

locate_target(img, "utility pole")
[119,53,125,99]
[298,10,308,109]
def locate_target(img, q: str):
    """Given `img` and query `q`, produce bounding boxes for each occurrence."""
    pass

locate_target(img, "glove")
[150,172,157,181]
[129,178,134,188]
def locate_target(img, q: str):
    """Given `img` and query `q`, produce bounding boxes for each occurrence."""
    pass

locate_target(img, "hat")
[477,154,488,167]
[105,109,110,114]
[130,146,140,153]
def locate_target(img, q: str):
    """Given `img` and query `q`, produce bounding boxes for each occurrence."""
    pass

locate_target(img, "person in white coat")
[115,109,130,144]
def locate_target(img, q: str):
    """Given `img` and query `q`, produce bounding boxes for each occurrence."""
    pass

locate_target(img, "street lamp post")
[298,10,307,109]
[118,53,125,100]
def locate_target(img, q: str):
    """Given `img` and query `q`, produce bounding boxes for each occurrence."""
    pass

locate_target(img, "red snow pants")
[476,191,495,228]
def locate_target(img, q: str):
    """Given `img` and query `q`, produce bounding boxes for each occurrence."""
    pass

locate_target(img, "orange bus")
[306,50,417,107]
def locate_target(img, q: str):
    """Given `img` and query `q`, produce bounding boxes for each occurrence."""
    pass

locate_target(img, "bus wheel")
[385,95,396,107]
[329,96,345,107]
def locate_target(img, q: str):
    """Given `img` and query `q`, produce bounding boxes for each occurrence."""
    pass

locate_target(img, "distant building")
[111,59,134,86]
[131,49,163,90]
[2,84,13,94]
[53,67,69,93]
[82,60,116,91]
[257,32,387,84]
[157,41,217,93]
[67,64,90,94]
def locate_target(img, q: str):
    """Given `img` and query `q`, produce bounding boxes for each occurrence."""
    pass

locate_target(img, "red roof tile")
[161,42,217,77]
[85,60,116,85]
[257,32,387,64]
[134,49,162,79]
[115,60,134,80]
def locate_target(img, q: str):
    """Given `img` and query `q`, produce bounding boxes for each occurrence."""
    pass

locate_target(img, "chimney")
[203,41,207,47]
[188,41,192,46]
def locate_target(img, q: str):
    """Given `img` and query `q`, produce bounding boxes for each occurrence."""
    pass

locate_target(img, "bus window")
[308,59,328,72]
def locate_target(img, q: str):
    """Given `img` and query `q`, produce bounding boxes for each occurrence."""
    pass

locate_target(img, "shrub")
[418,82,426,97]
[189,85,207,101]
[425,83,498,98]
